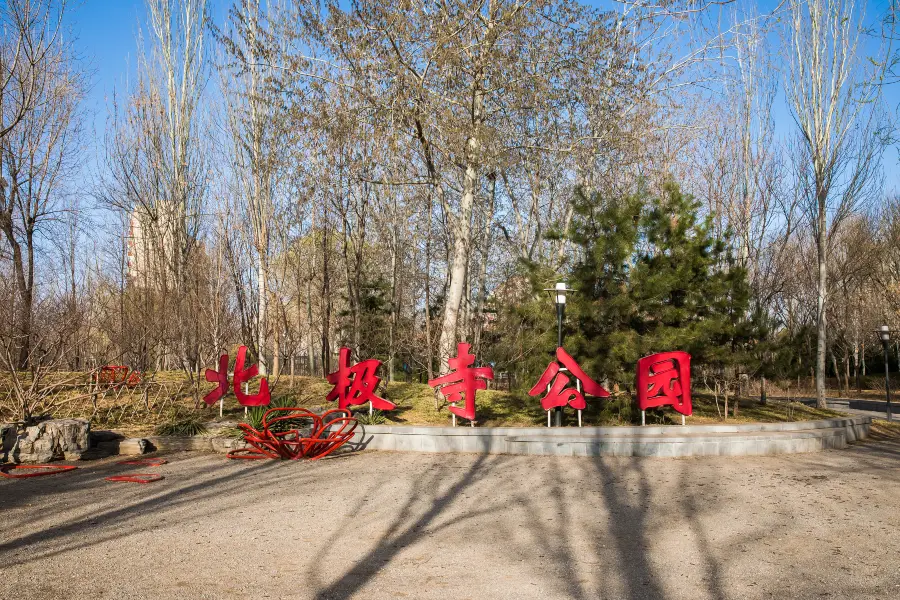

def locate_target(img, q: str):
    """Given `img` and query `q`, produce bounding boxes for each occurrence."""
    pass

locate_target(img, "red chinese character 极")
[326,347,396,411]
[428,343,494,422]
[529,347,609,411]
[233,345,271,407]
[203,353,229,406]
[636,351,692,416]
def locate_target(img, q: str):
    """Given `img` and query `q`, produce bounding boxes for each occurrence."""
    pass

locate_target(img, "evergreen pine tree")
[566,182,757,390]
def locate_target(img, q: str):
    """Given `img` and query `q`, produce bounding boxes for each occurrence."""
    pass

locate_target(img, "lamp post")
[544,282,574,427]
[878,325,892,422]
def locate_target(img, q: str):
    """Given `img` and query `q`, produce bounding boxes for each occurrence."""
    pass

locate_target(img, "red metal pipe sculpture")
[95,365,142,389]
[227,407,358,461]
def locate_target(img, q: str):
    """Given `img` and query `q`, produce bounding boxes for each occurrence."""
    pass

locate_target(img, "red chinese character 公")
[428,343,494,421]
[233,345,271,407]
[326,347,396,411]
[529,347,609,411]
[636,351,692,416]
[203,353,229,406]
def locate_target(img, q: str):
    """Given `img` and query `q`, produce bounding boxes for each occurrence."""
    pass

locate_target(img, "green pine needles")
[562,181,757,388]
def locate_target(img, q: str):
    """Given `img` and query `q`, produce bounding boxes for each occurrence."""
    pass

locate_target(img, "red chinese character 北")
[326,347,396,411]
[636,351,692,416]
[203,353,230,406]
[233,345,271,407]
[529,347,609,411]
[428,343,494,422]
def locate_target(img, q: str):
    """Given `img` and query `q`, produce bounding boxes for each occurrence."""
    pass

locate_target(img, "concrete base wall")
[848,400,895,415]
[350,416,871,458]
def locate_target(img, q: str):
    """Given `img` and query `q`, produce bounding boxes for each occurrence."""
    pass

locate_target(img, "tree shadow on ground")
[0,453,290,567]
[307,453,493,599]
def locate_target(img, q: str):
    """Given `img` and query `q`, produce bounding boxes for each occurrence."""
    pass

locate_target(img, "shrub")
[355,409,387,425]
[154,417,208,436]
[243,395,310,433]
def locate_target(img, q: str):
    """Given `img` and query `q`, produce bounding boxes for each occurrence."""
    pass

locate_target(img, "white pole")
[641,410,645,426]
[547,382,553,428]
[369,400,373,416]
[244,382,249,416]
[452,413,457,427]
[577,380,582,427]
[219,397,223,418]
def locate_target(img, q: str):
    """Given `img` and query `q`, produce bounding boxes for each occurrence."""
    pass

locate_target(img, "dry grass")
[866,419,900,442]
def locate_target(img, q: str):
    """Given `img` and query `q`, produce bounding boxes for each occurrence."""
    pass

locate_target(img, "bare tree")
[784,0,889,407]
[0,0,67,141]
[0,12,84,369]
[98,0,209,374]
[217,0,289,375]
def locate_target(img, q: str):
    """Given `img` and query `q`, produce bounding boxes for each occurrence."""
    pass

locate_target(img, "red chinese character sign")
[326,347,396,411]
[201,346,271,408]
[529,347,609,426]
[636,351,692,421]
[234,345,271,406]
[203,354,230,405]
[429,343,494,425]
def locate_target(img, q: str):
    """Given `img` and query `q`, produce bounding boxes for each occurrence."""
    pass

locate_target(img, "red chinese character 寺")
[529,347,609,411]
[326,347,396,411]
[233,345,271,407]
[636,351,692,416]
[203,353,229,406]
[428,343,494,422]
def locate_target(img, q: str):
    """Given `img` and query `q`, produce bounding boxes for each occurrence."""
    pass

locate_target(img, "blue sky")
[66,0,900,194]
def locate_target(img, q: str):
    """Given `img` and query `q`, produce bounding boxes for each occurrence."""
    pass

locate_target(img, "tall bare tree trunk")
[424,192,434,384]
[320,216,331,377]
[437,84,483,372]
[815,195,827,408]
[388,221,399,383]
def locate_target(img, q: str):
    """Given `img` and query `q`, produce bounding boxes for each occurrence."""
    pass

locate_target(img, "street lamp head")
[543,282,575,306]
[879,325,891,343]
[555,282,567,305]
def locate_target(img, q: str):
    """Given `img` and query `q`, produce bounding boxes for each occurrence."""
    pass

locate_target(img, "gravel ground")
[1,439,899,600]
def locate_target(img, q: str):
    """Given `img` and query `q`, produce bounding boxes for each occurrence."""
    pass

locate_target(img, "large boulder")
[1,423,16,462]
[12,418,90,463]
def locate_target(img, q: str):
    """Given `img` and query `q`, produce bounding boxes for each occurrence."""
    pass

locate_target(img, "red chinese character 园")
[326,347,396,411]
[529,347,609,411]
[636,351,692,416]
[428,343,494,422]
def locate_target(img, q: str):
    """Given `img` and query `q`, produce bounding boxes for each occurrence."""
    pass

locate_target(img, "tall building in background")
[125,208,178,287]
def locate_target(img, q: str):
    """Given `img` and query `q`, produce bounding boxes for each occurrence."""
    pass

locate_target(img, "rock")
[89,430,125,446]
[11,418,90,463]
[97,438,149,455]
[1,423,16,462]
[210,436,247,454]
[116,438,150,455]
[79,447,114,460]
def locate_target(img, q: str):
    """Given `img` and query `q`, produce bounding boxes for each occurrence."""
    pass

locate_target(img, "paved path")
[792,396,896,420]
[2,438,899,600]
